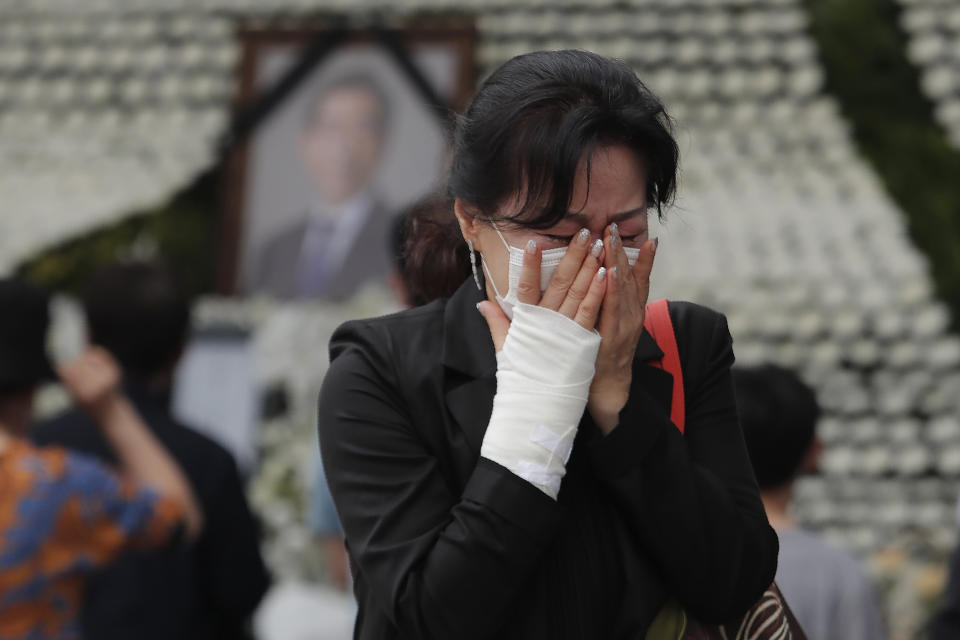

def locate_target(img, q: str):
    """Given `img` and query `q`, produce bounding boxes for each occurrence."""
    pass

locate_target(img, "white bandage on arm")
[480,302,602,499]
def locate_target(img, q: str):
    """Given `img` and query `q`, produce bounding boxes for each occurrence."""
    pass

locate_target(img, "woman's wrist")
[481,302,602,499]
[504,302,601,381]
[588,385,629,435]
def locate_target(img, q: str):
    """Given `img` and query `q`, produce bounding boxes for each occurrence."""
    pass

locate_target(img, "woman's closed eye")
[542,232,643,244]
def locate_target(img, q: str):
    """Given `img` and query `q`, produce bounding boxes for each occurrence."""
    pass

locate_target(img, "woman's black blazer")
[319,278,778,640]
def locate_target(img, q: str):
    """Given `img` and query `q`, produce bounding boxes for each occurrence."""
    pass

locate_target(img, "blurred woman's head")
[390,194,468,308]
[448,50,678,302]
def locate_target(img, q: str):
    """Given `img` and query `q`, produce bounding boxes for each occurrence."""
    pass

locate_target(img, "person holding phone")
[0,279,203,640]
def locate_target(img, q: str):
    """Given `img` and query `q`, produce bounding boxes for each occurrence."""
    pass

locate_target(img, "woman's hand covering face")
[477,223,657,436]
[477,227,609,351]
[589,224,657,434]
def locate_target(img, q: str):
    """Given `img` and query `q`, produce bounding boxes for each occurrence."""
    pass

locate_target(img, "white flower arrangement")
[238,283,401,581]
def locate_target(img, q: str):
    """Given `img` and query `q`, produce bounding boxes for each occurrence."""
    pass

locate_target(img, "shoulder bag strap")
[643,299,685,434]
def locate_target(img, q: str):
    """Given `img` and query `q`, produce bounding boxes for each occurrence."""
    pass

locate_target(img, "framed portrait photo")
[220,20,476,301]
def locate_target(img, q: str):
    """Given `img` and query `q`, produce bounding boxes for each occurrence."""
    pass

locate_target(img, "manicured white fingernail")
[596,267,607,281]
[611,266,619,279]
[577,228,590,245]
[476,302,484,315]
[591,238,603,257]
[526,240,537,254]
[610,222,619,236]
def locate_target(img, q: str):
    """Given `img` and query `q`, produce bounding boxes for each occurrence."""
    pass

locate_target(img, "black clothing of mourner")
[318,278,779,640]
[32,380,269,640]
[930,541,960,639]
[0,279,56,390]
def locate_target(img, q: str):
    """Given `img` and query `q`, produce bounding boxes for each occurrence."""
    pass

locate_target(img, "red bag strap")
[643,299,685,434]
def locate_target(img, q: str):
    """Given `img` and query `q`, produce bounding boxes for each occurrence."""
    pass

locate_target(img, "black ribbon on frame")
[220,19,457,156]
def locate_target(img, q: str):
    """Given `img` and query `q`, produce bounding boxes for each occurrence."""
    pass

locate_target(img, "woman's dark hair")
[407,50,679,301]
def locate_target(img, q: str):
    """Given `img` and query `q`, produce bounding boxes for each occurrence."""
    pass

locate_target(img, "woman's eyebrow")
[564,207,647,223]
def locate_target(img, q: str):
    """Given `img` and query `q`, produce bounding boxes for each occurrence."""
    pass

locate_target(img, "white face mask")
[481,223,641,319]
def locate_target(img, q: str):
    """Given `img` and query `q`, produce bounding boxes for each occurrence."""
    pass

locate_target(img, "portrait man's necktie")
[296,219,337,297]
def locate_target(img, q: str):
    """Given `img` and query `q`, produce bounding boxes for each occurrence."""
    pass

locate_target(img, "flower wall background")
[7,0,960,637]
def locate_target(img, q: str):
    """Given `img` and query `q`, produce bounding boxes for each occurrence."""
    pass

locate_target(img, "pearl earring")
[468,239,481,291]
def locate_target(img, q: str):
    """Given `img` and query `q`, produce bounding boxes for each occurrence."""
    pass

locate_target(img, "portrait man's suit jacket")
[248,200,394,301]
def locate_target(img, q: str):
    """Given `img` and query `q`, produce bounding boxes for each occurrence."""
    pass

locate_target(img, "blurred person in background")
[32,262,269,640]
[930,547,960,639]
[384,199,421,310]
[929,510,960,637]
[394,193,471,308]
[0,278,203,640]
[249,74,394,301]
[734,364,885,640]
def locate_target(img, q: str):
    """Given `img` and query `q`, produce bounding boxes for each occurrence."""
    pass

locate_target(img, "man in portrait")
[248,74,394,300]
